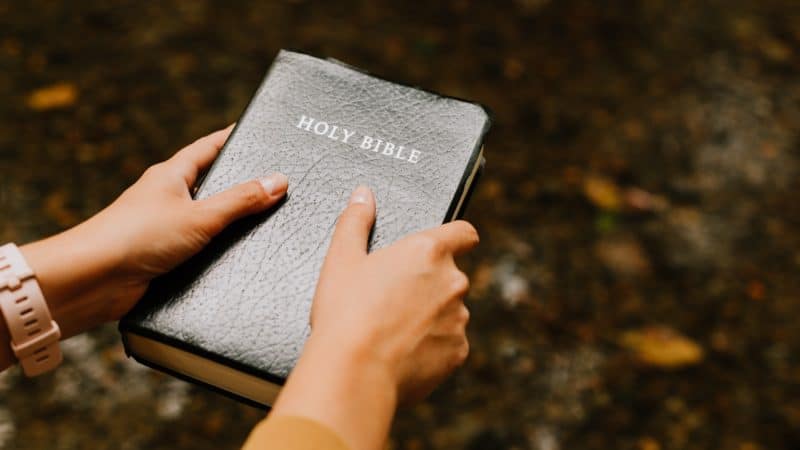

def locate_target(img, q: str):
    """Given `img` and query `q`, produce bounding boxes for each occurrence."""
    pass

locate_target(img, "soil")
[1,1,800,449]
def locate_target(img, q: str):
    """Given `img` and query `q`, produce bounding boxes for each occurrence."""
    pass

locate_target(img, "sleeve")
[241,415,350,450]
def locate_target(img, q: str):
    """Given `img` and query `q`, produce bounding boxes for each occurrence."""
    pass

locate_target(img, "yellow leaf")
[620,325,704,369]
[27,82,78,111]
[638,437,661,450]
[583,175,621,210]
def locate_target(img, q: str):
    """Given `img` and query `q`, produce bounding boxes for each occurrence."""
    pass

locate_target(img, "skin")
[0,125,290,370]
[0,126,477,450]
[271,187,477,450]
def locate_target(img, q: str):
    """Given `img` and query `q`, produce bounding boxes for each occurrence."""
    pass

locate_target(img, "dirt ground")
[1,1,800,449]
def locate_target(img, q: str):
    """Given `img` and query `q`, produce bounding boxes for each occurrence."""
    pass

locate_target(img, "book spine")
[455,157,485,220]
[443,113,491,222]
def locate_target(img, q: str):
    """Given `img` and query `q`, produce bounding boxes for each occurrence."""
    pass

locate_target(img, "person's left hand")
[20,125,288,336]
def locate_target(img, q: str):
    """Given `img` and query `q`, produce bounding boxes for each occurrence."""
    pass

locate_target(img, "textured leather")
[121,50,490,385]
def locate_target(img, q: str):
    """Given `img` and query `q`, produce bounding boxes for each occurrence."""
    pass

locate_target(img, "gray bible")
[119,49,490,406]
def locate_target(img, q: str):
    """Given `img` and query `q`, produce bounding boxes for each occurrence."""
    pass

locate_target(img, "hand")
[271,185,478,450]
[79,126,289,308]
[16,126,288,339]
[313,185,476,403]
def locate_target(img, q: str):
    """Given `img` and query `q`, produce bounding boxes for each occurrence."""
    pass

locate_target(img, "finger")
[433,300,470,334]
[326,185,376,263]
[195,172,288,236]
[170,124,235,186]
[426,220,479,256]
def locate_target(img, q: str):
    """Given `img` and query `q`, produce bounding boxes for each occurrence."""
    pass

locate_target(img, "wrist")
[272,333,398,450]
[20,219,129,337]
[307,324,404,390]
[306,331,400,397]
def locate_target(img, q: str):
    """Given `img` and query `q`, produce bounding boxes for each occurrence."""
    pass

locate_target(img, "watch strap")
[0,243,62,376]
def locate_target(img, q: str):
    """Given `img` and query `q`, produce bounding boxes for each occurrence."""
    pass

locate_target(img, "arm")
[0,126,289,372]
[2,127,474,450]
[246,186,477,450]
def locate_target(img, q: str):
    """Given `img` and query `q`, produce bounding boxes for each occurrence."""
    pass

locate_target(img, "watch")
[0,243,62,376]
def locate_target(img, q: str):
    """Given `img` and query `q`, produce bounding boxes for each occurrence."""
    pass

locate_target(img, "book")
[119,49,490,407]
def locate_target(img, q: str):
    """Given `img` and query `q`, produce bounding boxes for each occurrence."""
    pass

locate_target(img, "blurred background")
[1,1,800,449]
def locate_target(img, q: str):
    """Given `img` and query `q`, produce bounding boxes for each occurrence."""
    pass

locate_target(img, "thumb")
[196,173,288,236]
[326,185,376,263]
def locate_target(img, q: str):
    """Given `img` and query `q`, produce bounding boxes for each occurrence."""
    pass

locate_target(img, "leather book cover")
[119,49,490,405]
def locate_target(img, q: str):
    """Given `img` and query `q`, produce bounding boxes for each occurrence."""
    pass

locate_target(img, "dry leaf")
[746,280,766,301]
[624,187,668,212]
[620,325,704,369]
[759,37,791,63]
[595,237,651,276]
[27,82,78,110]
[583,175,621,210]
[638,437,661,450]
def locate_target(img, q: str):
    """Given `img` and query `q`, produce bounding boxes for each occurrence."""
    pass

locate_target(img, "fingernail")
[259,173,289,196]
[349,185,372,205]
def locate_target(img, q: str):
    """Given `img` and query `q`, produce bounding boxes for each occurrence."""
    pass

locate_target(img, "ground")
[1,1,800,449]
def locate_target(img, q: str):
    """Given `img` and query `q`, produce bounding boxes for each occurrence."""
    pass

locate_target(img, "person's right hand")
[269,185,478,450]
[311,185,477,403]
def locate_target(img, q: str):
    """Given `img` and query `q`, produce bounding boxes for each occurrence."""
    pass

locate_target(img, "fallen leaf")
[638,437,661,450]
[759,37,792,63]
[623,119,645,141]
[583,175,621,210]
[595,237,651,276]
[624,187,668,212]
[746,280,766,301]
[739,442,762,450]
[620,325,704,369]
[27,82,78,110]
[731,17,758,40]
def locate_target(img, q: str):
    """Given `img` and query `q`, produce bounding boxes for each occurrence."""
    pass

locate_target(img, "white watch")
[0,243,62,376]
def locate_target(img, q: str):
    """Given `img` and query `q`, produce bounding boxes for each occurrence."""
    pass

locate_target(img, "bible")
[119,50,490,406]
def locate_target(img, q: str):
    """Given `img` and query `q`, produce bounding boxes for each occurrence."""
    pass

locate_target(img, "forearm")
[21,217,129,332]
[269,334,398,450]
[1,126,286,375]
